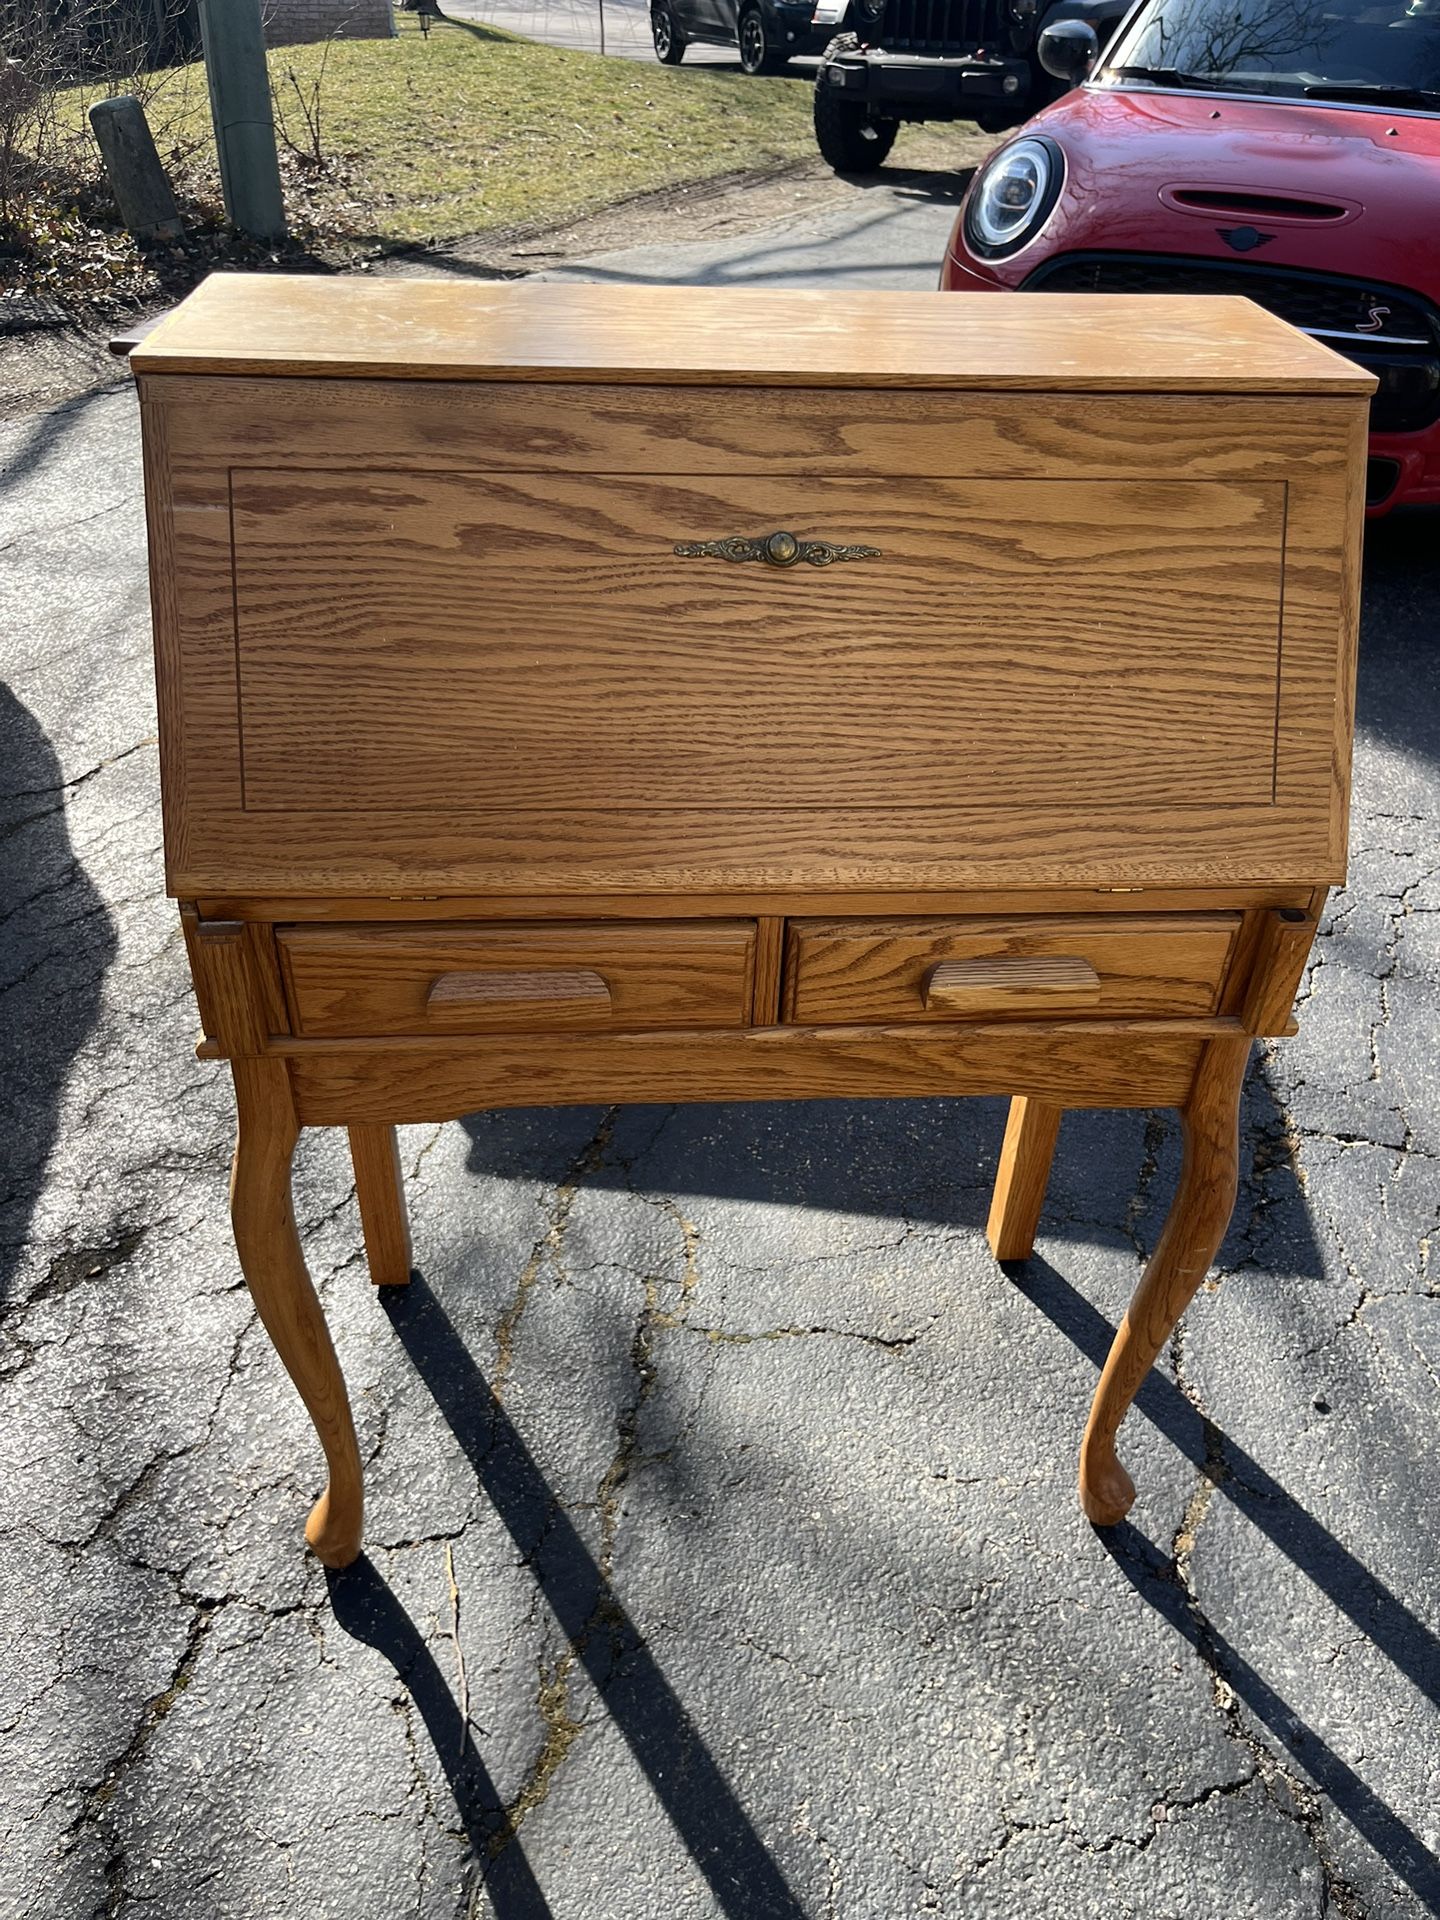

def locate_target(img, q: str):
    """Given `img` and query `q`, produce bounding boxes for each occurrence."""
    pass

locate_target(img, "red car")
[939,0,1440,512]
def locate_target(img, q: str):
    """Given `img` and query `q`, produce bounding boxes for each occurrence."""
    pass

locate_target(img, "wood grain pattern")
[1079,1036,1251,1526]
[230,1057,363,1564]
[986,1097,1063,1262]
[140,393,189,886]
[181,911,284,1054]
[286,1025,1205,1124]
[271,1015,1250,1055]
[752,917,785,1026]
[193,885,1318,922]
[426,968,611,1013]
[277,920,756,1036]
[1214,906,1267,1019]
[168,810,1353,899]
[1330,405,1368,865]
[785,915,1240,1025]
[925,956,1101,1015]
[1242,908,1318,1034]
[348,1123,413,1287]
[131,277,1374,392]
[152,378,1366,483]
[228,467,1285,819]
[141,375,1362,897]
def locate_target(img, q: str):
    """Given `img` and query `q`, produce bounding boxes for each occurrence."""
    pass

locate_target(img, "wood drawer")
[278,921,757,1037]
[783,915,1241,1024]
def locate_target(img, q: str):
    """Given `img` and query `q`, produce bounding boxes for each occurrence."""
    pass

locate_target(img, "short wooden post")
[88,96,183,240]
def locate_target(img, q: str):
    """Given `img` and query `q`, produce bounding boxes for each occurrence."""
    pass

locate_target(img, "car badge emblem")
[1355,303,1392,333]
[1218,226,1275,252]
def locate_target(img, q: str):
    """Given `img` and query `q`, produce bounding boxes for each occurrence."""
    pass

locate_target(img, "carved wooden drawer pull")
[426,968,611,1012]
[924,955,1102,1015]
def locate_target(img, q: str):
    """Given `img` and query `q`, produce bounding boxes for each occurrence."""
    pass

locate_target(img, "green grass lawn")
[105,10,820,247]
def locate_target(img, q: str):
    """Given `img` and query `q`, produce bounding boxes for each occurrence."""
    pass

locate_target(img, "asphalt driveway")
[2,184,1439,1920]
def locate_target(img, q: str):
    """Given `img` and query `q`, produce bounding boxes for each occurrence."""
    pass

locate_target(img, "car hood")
[1016,85,1440,296]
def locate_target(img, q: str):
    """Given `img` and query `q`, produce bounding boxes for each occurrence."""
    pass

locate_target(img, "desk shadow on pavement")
[1014,1254,1440,1914]
[447,1077,1436,1904]
[326,1551,556,1918]
[0,686,116,1308]
[327,1272,808,1920]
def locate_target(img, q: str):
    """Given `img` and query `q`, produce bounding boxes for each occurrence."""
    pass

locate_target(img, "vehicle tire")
[974,101,1031,132]
[652,4,687,62]
[738,6,788,73]
[813,46,899,171]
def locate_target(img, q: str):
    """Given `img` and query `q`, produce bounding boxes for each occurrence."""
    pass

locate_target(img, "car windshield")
[1099,0,1440,107]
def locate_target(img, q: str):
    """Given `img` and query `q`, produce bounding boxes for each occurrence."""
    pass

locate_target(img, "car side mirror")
[1038,18,1099,81]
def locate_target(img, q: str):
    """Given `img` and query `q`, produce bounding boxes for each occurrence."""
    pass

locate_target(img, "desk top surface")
[132,273,1374,394]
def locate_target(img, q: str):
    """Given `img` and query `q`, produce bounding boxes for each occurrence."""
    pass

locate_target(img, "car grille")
[877,0,1002,54]
[1024,253,1440,433]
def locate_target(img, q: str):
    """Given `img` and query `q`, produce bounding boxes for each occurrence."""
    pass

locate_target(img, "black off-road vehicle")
[651,0,842,70]
[812,0,1129,169]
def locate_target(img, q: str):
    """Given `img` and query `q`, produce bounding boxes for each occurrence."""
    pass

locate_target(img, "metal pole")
[197,0,286,241]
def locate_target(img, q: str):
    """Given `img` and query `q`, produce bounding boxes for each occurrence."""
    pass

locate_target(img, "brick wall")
[263,0,395,46]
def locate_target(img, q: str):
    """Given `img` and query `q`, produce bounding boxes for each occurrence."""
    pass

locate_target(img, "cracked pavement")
[3,202,1440,1918]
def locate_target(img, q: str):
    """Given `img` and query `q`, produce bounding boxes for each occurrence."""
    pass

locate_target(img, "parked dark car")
[811,0,1128,169]
[651,0,843,71]
[939,0,1440,512]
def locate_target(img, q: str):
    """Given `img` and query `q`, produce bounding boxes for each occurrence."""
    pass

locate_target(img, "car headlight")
[963,136,1065,259]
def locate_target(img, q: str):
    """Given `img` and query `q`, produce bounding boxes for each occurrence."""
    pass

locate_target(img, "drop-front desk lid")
[131,272,1374,393]
[135,275,1370,899]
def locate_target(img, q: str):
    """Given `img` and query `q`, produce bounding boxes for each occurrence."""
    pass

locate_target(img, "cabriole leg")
[1079,1038,1251,1528]
[348,1123,413,1287]
[986,1096,1062,1262]
[230,1058,364,1567]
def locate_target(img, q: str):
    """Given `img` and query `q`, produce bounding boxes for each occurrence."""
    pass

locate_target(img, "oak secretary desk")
[132,275,1371,1565]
